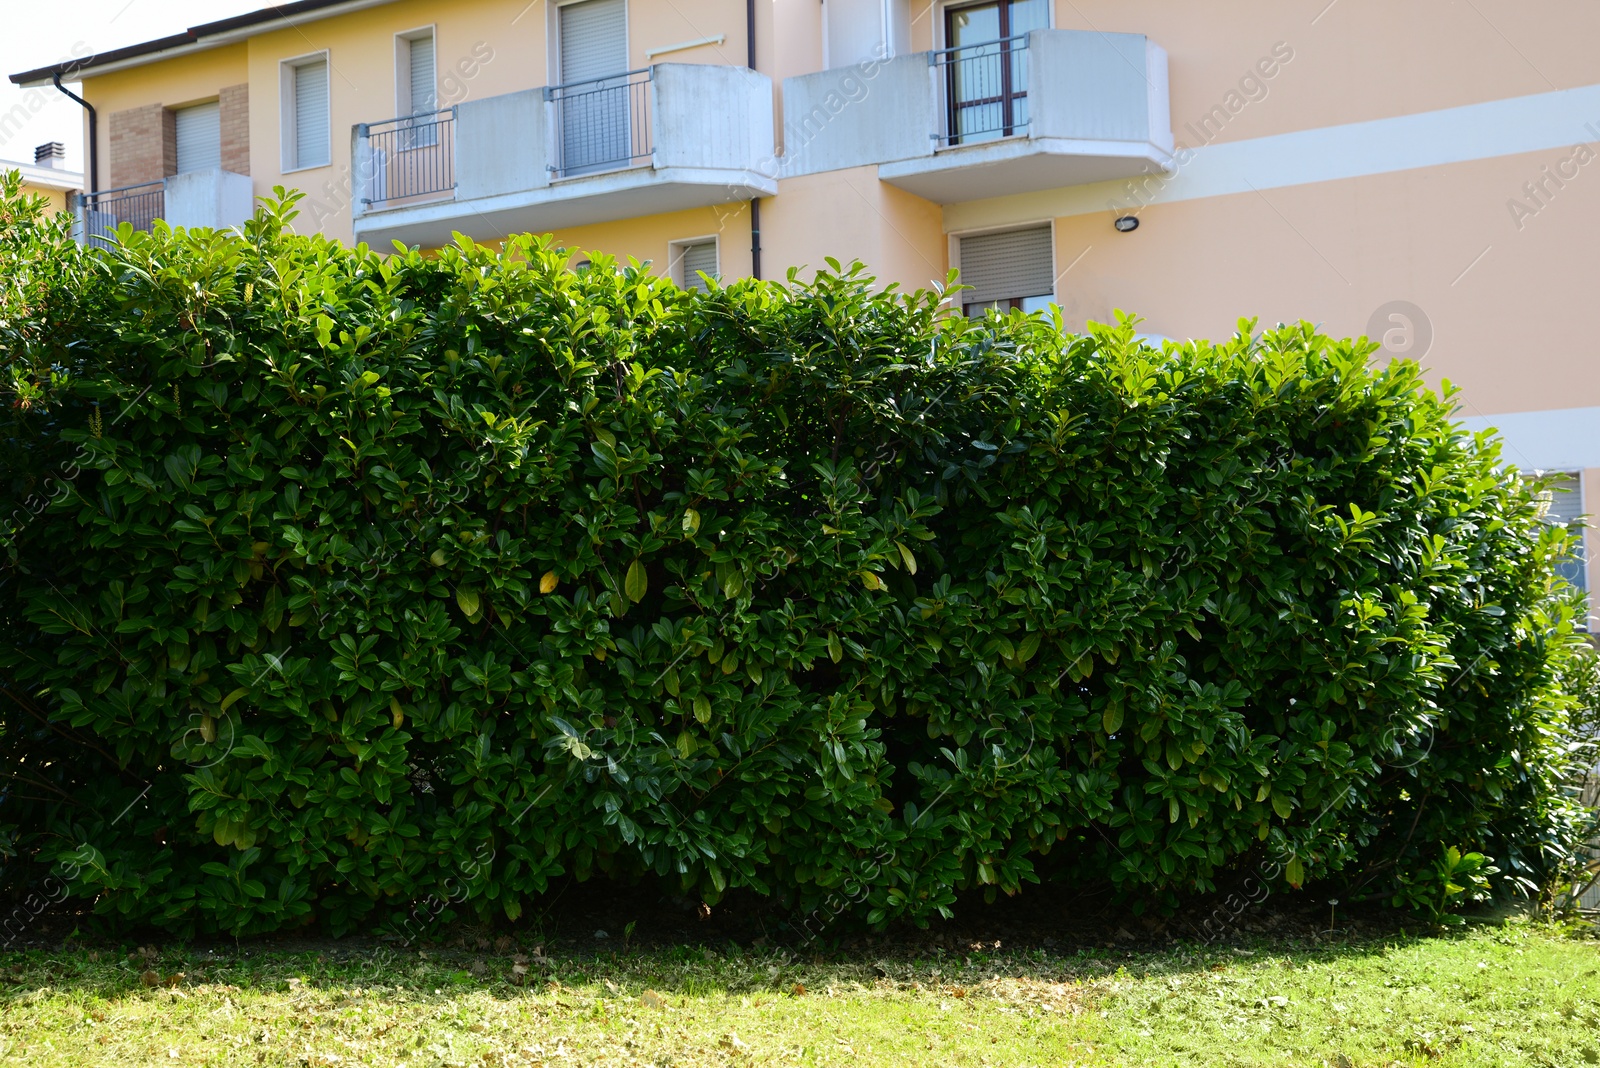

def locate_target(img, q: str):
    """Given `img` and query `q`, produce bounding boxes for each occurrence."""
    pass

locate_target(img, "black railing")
[80,180,164,244]
[359,108,457,210]
[547,68,653,178]
[932,33,1031,147]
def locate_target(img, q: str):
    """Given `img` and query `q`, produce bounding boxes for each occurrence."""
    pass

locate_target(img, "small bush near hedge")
[1,178,1594,937]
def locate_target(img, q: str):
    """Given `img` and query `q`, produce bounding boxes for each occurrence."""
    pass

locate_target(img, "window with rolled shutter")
[175,101,221,174]
[678,241,718,291]
[1536,473,1588,593]
[957,225,1054,314]
[397,32,438,149]
[407,33,436,115]
[559,0,630,174]
[289,57,330,170]
[560,0,627,83]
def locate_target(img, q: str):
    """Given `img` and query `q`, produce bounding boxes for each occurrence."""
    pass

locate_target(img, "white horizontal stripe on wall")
[1456,406,1600,473]
[944,82,1600,232]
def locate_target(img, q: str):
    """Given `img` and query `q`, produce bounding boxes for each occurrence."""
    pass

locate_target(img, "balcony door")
[558,0,631,175]
[942,0,1047,145]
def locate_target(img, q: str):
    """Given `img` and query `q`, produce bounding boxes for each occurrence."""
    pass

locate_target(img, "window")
[956,225,1054,316]
[282,54,331,171]
[940,0,1048,144]
[1535,473,1588,593]
[556,0,631,175]
[672,239,718,291]
[397,29,438,148]
[174,101,221,174]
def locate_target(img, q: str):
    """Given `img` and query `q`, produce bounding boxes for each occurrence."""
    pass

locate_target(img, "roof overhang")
[9,0,399,87]
[2,162,85,191]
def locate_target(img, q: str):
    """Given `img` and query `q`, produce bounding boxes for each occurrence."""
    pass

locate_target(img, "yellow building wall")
[84,44,249,192]
[548,203,755,282]
[532,171,946,298]
[903,0,1600,150]
[763,168,948,293]
[17,180,71,214]
[1046,146,1600,416]
[80,0,757,244]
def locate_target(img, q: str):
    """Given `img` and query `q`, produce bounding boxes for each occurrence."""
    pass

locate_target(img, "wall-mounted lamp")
[1114,215,1140,233]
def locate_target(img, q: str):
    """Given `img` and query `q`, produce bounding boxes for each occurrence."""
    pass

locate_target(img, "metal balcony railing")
[547,68,653,179]
[932,33,1031,147]
[358,108,457,210]
[80,180,164,244]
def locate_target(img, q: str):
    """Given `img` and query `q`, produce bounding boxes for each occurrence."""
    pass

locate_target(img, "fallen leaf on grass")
[792,983,806,996]
[139,971,160,988]
[640,989,668,1009]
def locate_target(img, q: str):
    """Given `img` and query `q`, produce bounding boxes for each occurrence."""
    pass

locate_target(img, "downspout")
[52,71,97,195]
[747,0,763,280]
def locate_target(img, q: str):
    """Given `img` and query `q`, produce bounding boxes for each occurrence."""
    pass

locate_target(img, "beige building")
[2,142,82,214]
[10,0,1598,615]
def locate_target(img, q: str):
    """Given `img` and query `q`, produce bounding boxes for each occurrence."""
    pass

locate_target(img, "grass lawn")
[0,918,1596,1066]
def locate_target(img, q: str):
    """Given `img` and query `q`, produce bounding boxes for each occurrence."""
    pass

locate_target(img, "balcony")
[781,29,1173,203]
[77,168,254,245]
[353,64,777,249]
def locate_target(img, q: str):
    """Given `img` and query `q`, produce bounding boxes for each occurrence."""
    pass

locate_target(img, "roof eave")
[9,0,397,87]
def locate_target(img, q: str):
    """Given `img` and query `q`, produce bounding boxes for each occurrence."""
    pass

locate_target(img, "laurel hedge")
[1,176,1593,937]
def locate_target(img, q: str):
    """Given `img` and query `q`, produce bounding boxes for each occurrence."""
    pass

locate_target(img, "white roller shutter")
[958,225,1054,308]
[560,0,627,83]
[679,241,718,290]
[408,33,436,114]
[174,101,221,174]
[558,0,630,174]
[293,58,330,169]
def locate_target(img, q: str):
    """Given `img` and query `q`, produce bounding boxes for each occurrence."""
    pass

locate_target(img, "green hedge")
[1,179,1593,936]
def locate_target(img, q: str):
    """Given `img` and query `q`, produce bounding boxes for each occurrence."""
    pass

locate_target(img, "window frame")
[548,0,631,87]
[932,0,1052,51]
[948,219,1057,316]
[668,235,720,291]
[279,49,333,174]
[395,25,439,118]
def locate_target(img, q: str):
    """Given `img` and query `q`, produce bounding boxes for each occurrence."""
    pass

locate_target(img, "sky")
[0,0,263,173]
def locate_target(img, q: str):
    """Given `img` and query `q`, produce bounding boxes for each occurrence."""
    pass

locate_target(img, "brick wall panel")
[161,107,177,178]
[108,103,168,188]
[220,83,250,175]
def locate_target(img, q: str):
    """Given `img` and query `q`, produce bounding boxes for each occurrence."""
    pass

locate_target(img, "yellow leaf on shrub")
[897,541,917,575]
[861,571,881,590]
[391,697,405,728]
[457,588,481,618]
[625,559,648,603]
[1285,856,1305,888]
[540,571,559,594]
[693,694,712,724]
[683,509,701,536]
